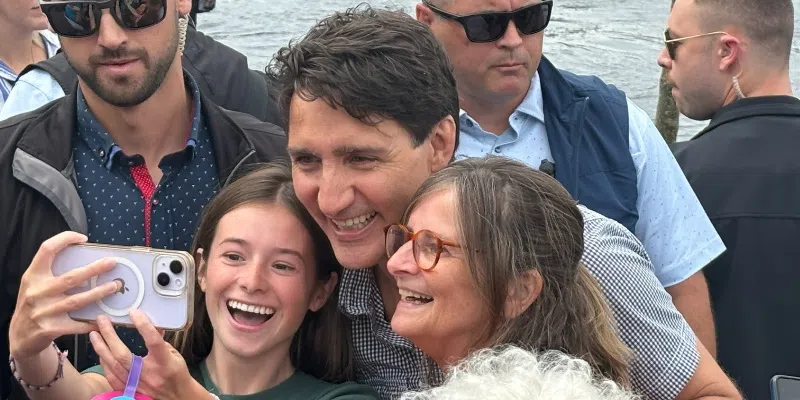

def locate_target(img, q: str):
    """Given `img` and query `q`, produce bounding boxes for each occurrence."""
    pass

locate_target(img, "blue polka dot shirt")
[72,72,219,364]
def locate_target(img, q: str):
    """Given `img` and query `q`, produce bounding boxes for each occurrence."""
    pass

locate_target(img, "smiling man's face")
[288,96,452,270]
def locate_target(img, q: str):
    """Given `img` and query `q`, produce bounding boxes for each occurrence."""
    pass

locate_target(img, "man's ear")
[196,248,207,293]
[718,34,743,72]
[309,272,339,312]
[503,270,543,319]
[177,0,192,20]
[428,115,457,173]
[416,3,436,25]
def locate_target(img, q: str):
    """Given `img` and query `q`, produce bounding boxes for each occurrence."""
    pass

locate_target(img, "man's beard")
[66,24,180,107]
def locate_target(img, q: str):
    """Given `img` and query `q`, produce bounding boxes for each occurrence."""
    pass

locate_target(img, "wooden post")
[654,0,679,143]
[655,69,679,143]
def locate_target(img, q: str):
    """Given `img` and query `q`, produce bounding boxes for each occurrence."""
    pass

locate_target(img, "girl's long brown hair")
[168,161,353,382]
[405,156,632,387]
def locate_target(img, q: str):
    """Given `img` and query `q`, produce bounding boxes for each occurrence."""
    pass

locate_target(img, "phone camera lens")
[169,260,183,274]
[157,272,171,287]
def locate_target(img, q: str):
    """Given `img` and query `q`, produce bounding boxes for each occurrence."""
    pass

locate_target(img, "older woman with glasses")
[385,155,632,387]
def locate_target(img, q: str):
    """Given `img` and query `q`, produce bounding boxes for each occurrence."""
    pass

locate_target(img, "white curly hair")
[400,346,640,400]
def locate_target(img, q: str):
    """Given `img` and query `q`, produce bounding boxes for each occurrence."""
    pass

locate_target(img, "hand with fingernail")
[8,232,121,399]
[90,310,207,400]
[9,232,121,361]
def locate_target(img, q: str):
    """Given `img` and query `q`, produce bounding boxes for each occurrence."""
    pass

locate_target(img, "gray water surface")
[199,0,800,141]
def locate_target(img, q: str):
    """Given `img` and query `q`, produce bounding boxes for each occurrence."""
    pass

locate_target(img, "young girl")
[8,162,377,399]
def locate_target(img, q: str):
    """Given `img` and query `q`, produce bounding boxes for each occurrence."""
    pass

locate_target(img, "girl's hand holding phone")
[9,232,119,361]
[90,309,209,400]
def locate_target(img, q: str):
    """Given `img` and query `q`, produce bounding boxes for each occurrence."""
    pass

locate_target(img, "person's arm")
[10,344,112,400]
[625,99,722,346]
[666,272,717,357]
[579,208,738,400]
[676,339,741,400]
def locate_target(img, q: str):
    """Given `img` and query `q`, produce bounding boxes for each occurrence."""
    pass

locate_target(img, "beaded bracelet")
[8,342,68,391]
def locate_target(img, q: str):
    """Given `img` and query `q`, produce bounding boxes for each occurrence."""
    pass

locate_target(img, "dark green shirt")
[83,362,378,399]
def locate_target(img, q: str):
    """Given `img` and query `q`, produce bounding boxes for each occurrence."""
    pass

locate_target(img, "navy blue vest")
[538,57,639,233]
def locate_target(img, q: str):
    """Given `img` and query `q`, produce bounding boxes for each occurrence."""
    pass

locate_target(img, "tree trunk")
[654,0,679,143]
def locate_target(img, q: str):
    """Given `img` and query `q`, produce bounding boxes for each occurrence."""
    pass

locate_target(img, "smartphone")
[771,375,800,400]
[51,243,195,331]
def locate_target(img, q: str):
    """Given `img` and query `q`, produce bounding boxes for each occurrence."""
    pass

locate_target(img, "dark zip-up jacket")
[0,90,287,400]
[673,95,800,400]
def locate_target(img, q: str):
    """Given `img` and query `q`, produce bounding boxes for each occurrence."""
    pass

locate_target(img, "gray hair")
[400,346,641,400]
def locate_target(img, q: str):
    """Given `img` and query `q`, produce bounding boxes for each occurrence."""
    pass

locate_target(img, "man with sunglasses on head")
[660,0,799,398]
[416,0,724,353]
[0,0,286,397]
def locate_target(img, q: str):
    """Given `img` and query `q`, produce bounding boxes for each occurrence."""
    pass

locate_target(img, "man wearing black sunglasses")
[0,0,287,397]
[0,20,283,125]
[417,0,723,359]
[663,0,799,398]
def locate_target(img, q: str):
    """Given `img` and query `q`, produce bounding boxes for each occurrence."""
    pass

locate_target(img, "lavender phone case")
[51,243,195,331]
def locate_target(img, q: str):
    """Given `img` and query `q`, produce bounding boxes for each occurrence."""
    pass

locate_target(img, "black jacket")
[673,96,800,400]
[17,24,283,127]
[0,89,288,400]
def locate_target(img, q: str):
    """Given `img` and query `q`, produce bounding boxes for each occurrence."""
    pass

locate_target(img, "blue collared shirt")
[0,30,60,112]
[456,73,725,287]
[73,72,219,362]
[0,67,64,120]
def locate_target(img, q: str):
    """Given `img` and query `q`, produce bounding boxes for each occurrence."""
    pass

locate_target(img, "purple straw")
[123,355,144,398]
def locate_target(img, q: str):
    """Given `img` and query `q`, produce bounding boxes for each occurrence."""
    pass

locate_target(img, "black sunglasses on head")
[423,0,553,43]
[40,0,167,38]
